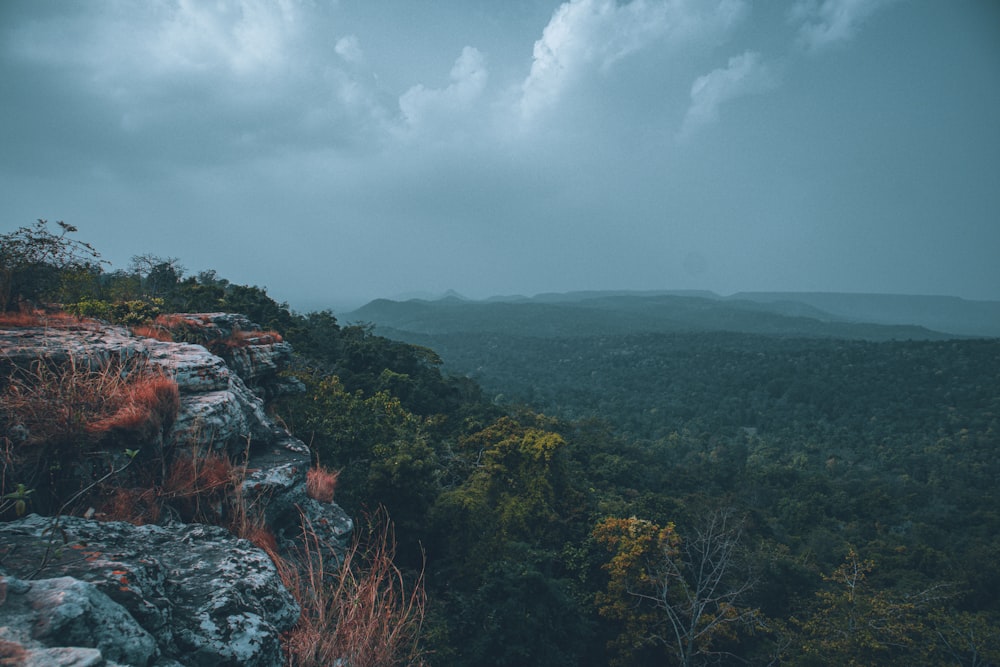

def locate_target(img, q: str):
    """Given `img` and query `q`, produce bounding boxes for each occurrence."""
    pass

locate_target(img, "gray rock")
[0,573,157,666]
[0,515,299,666]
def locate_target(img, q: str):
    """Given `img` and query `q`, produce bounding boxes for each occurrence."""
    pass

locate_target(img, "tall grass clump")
[278,507,427,667]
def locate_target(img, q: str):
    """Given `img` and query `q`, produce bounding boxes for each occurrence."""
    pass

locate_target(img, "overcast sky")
[2,1,998,311]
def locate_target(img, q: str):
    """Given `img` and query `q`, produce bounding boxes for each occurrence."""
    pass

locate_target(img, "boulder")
[0,514,299,666]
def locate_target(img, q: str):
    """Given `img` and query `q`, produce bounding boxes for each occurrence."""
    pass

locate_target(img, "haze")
[2,1,998,312]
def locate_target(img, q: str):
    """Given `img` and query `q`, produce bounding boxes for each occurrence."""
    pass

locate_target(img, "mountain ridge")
[347,290,1000,341]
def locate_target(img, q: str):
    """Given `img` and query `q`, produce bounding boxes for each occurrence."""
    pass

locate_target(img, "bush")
[67,298,163,325]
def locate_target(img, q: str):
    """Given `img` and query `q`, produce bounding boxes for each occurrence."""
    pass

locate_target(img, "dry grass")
[306,465,339,503]
[86,374,180,438]
[0,355,179,515]
[1,356,178,447]
[208,329,284,355]
[130,324,174,342]
[154,313,210,330]
[96,441,256,527]
[0,639,27,666]
[278,507,427,667]
[99,486,161,525]
[0,308,95,330]
[154,446,242,524]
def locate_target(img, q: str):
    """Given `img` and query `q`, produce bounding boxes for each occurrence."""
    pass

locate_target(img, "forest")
[2,220,999,666]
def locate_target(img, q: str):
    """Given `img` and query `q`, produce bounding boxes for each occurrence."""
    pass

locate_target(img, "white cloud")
[791,0,898,53]
[679,51,778,139]
[519,0,747,121]
[335,35,364,64]
[149,0,300,76]
[399,47,488,130]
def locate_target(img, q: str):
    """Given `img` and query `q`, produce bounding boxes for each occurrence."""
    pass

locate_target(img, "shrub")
[67,298,163,326]
[153,313,215,345]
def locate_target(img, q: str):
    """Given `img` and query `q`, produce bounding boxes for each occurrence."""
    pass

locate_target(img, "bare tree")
[643,508,760,666]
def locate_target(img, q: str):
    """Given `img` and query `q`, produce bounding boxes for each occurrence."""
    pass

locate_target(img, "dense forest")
[2,221,999,665]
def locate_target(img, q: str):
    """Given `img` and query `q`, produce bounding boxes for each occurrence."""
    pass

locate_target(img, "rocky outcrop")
[0,515,298,666]
[0,314,353,666]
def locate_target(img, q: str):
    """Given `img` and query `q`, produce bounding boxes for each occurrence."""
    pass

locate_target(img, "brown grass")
[130,324,174,342]
[95,441,257,528]
[0,308,94,330]
[0,639,27,666]
[155,446,239,524]
[85,374,180,437]
[208,329,284,354]
[1,356,179,449]
[0,355,179,515]
[277,508,426,667]
[306,465,339,503]
[154,313,210,329]
[100,486,161,525]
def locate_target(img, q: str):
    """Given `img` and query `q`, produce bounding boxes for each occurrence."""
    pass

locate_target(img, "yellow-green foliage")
[68,298,163,325]
[593,516,679,665]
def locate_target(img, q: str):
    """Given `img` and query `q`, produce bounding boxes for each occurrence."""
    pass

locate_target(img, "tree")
[595,509,760,666]
[129,254,184,301]
[0,220,105,311]
[793,547,946,666]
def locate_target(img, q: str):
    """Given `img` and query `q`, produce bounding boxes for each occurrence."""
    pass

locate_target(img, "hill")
[731,291,1000,338]
[346,291,975,341]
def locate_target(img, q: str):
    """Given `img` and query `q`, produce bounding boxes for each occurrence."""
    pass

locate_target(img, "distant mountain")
[388,288,470,302]
[730,292,1000,338]
[346,291,968,341]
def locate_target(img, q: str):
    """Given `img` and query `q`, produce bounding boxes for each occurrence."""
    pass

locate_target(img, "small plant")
[0,639,28,665]
[1,483,34,517]
[154,313,214,343]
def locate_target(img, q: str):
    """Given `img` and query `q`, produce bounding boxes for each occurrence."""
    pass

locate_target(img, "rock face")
[0,314,353,666]
[0,515,297,666]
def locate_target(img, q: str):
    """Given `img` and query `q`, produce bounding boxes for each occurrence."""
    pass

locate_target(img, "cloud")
[791,0,898,52]
[678,51,778,139]
[1,1,391,173]
[519,0,747,121]
[335,35,364,64]
[398,47,488,131]
[150,0,297,75]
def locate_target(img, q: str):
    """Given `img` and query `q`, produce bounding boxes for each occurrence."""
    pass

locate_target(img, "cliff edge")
[0,313,350,666]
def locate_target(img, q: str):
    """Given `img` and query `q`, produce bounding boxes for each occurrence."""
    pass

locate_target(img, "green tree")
[793,548,940,665]
[0,220,105,310]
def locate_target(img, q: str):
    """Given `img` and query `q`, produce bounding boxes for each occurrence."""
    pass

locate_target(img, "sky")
[1,0,998,312]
